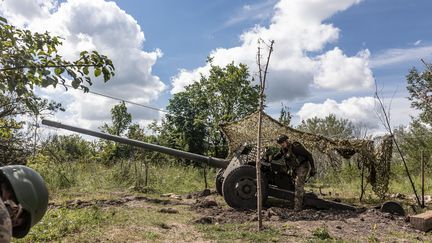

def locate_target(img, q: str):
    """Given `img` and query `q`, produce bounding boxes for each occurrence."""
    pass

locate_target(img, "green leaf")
[54,68,63,75]
[94,68,101,77]
[71,79,79,89]
[102,67,110,82]
[0,16,7,24]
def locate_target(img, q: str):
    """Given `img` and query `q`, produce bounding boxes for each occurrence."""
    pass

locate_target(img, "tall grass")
[28,153,430,204]
[309,161,432,203]
[28,154,215,199]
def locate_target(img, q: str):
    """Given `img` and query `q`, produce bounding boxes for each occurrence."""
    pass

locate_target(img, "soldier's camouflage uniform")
[275,142,315,211]
[0,200,11,243]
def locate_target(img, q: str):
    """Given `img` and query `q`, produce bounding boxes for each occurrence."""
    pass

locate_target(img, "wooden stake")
[360,162,365,202]
[256,101,264,230]
[422,150,425,208]
[374,80,422,207]
[256,39,274,231]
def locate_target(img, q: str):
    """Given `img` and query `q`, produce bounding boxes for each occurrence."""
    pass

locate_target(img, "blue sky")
[1,0,431,133]
[114,0,432,118]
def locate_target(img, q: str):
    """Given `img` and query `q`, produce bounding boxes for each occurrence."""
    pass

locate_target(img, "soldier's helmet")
[276,134,289,144]
[0,165,48,238]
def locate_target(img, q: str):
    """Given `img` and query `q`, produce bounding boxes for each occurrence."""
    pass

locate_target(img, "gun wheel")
[222,165,268,209]
[215,169,224,196]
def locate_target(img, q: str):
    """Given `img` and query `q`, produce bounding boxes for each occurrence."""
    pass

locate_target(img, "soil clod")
[159,208,179,214]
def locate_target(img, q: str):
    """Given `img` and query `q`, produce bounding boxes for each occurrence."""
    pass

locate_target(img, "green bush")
[28,154,78,190]
[312,227,332,240]
[41,134,97,162]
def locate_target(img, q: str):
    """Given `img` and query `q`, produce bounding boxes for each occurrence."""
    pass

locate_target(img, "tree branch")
[0,63,102,72]
[374,79,422,206]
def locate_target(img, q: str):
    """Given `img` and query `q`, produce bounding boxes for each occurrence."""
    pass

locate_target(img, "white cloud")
[0,0,166,127]
[298,97,377,128]
[297,96,418,131]
[171,0,373,101]
[314,48,373,90]
[223,0,277,28]
[0,0,56,26]
[171,66,210,94]
[370,45,432,68]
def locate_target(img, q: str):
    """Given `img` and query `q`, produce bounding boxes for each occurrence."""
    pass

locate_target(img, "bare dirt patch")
[189,193,431,242]
[52,190,431,242]
[49,195,189,209]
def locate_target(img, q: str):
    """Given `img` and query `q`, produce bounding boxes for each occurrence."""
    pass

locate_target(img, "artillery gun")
[42,119,358,211]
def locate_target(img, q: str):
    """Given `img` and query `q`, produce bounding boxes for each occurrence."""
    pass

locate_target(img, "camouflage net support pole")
[422,150,425,208]
[255,39,274,231]
[255,104,264,230]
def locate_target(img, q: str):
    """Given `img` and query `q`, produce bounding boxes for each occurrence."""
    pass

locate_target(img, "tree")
[0,115,27,165]
[297,114,355,139]
[406,62,432,126]
[403,61,432,172]
[278,104,292,126]
[164,88,207,156]
[394,121,432,173]
[160,61,259,159]
[40,134,96,162]
[0,91,64,164]
[0,17,114,102]
[0,16,115,164]
[126,123,161,190]
[99,101,133,162]
[101,101,132,136]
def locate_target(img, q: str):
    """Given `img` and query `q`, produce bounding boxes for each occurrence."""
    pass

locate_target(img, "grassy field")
[13,158,432,242]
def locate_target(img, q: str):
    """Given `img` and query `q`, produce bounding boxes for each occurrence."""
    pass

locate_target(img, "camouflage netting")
[220,112,393,198]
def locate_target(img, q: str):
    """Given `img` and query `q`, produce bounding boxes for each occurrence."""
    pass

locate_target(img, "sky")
[1,0,431,135]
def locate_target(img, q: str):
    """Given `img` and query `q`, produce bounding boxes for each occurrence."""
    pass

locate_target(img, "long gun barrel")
[42,119,229,169]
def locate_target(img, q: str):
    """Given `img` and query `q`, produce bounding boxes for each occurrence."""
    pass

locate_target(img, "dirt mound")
[185,189,217,199]
[192,204,359,224]
[190,197,408,228]
[50,195,188,209]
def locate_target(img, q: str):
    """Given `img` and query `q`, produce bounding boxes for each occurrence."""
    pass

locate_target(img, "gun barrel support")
[42,119,229,169]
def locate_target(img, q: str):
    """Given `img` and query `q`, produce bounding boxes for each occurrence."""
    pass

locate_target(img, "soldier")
[275,134,315,211]
[0,165,48,242]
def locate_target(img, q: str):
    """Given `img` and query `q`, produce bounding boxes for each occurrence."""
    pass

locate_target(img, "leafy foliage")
[159,61,259,159]
[0,91,65,164]
[99,101,133,162]
[28,154,78,189]
[0,116,28,165]
[0,16,115,164]
[100,101,132,136]
[278,104,292,126]
[406,63,432,126]
[394,120,432,172]
[0,17,114,99]
[41,134,96,162]
[297,114,355,139]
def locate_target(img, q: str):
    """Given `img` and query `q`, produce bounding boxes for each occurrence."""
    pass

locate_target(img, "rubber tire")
[222,165,268,209]
[215,169,224,196]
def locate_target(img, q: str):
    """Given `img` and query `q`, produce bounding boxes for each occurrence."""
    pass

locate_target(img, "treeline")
[1,15,431,194]
[33,60,432,192]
